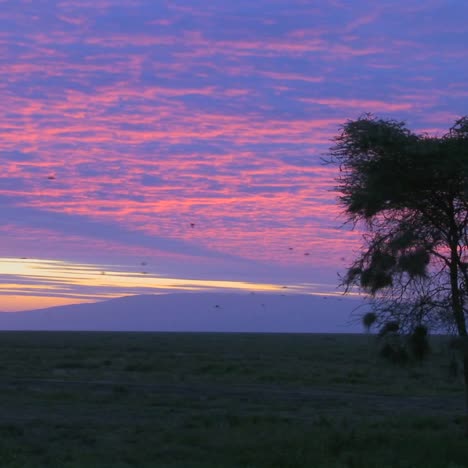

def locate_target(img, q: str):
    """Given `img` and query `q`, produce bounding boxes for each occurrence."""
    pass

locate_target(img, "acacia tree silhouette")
[328,114,468,434]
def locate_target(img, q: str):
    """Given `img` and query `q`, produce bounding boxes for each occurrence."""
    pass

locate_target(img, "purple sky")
[1,0,467,311]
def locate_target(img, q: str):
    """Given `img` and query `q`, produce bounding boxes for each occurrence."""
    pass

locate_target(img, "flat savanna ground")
[0,332,467,467]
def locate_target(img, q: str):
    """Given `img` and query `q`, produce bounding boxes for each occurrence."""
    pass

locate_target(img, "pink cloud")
[300,97,414,112]
[0,0,466,302]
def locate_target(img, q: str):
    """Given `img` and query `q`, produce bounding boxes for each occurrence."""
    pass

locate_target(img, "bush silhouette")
[379,342,409,365]
[408,325,430,361]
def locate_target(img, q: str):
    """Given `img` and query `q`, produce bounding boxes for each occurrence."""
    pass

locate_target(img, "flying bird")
[47,174,56,180]
[190,223,195,228]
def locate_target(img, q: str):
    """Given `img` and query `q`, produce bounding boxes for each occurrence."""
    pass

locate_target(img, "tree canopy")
[329,114,468,336]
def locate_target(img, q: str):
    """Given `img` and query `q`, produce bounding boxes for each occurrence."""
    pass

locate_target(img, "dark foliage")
[378,321,399,337]
[362,312,377,332]
[379,342,409,365]
[408,325,430,361]
[329,114,468,335]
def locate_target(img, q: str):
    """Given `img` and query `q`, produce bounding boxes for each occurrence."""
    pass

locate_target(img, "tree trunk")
[463,357,468,437]
[447,236,468,436]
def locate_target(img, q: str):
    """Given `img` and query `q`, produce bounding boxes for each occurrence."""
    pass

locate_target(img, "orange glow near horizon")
[0,295,98,313]
[0,258,338,312]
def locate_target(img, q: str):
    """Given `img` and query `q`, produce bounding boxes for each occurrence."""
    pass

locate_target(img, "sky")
[1,0,468,312]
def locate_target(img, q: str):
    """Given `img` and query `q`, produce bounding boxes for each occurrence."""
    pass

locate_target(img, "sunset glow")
[1,1,467,311]
[0,258,338,311]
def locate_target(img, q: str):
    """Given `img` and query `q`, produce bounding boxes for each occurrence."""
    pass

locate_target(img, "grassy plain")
[0,331,467,467]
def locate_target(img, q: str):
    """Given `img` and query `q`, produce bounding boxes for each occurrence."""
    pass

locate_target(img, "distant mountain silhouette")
[0,293,366,333]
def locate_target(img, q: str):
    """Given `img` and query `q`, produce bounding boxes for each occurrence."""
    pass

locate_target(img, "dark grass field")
[0,331,467,467]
